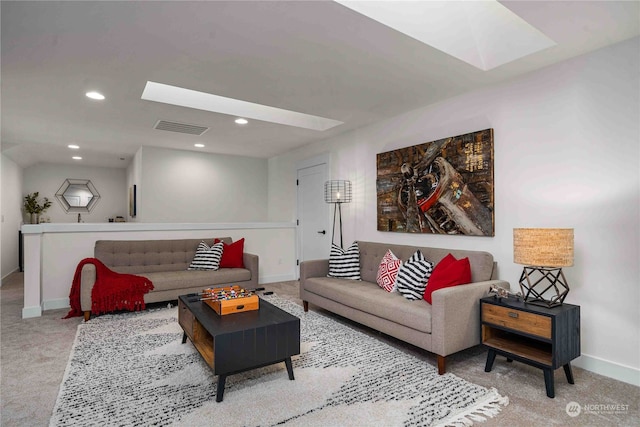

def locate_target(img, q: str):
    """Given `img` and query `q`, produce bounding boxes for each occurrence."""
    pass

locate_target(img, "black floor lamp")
[324,180,352,248]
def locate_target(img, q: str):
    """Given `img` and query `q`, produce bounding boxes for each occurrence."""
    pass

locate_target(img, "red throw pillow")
[214,238,245,268]
[376,249,402,292]
[423,253,471,304]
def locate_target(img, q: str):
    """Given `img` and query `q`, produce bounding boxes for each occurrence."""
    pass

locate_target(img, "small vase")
[30,213,38,224]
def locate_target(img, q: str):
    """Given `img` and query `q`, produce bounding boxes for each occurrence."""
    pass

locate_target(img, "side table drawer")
[482,303,551,339]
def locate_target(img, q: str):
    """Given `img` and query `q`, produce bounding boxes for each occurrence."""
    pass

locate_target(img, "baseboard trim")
[260,273,297,284]
[574,353,640,387]
[43,298,70,311]
[22,305,42,319]
[1,267,20,283]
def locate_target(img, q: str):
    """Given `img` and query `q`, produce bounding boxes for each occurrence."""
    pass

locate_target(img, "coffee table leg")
[216,375,227,402]
[285,357,295,380]
[181,332,187,344]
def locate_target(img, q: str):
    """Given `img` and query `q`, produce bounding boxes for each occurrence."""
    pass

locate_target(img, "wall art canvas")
[377,128,494,236]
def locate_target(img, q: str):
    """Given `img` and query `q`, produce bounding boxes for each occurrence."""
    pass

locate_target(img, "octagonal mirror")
[55,179,100,212]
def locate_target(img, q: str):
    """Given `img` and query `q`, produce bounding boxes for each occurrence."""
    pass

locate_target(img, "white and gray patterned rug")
[50,295,508,427]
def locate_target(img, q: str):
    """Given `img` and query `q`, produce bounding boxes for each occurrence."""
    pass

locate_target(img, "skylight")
[335,0,556,71]
[141,82,343,131]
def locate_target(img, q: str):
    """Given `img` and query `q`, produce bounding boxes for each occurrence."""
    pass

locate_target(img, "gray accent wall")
[138,146,268,223]
[1,154,23,279]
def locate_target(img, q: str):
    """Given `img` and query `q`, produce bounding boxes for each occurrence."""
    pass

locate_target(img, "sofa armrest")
[243,252,260,288]
[430,279,510,357]
[299,259,329,300]
[80,263,97,312]
[300,259,329,283]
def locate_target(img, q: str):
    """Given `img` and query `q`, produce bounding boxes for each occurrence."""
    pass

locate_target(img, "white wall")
[269,38,640,384]
[23,163,127,223]
[14,144,270,224]
[139,146,269,222]
[1,154,24,279]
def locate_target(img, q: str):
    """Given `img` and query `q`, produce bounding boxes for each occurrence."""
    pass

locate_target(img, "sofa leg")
[437,355,446,375]
[303,301,309,312]
[83,311,91,322]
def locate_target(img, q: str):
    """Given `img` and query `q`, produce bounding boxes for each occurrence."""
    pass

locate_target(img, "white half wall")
[138,146,268,223]
[268,38,640,385]
[22,222,296,315]
[23,163,127,223]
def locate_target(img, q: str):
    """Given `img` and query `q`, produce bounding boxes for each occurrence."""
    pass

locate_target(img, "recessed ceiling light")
[235,118,248,125]
[86,91,105,100]
[72,156,82,160]
[141,81,343,131]
[194,143,205,148]
[68,144,80,149]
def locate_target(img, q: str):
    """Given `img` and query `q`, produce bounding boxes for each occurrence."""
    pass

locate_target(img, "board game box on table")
[201,285,259,315]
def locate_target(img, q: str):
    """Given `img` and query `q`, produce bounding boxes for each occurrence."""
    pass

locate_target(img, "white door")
[297,163,330,272]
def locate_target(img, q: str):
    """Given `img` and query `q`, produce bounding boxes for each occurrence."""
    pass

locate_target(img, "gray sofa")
[300,241,509,374]
[80,237,259,320]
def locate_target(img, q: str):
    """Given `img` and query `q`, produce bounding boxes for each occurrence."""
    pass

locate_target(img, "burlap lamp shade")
[513,228,574,267]
[513,228,574,307]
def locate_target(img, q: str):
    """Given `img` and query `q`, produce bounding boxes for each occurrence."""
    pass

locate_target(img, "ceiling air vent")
[153,120,209,136]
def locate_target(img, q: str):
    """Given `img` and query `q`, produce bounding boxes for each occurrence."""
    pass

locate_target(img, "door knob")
[317,230,326,234]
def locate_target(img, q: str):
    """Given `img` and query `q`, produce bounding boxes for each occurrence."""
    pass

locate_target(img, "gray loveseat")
[300,241,509,374]
[80,237,259,321]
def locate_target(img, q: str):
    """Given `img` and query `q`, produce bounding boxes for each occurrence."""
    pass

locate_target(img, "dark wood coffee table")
[178,294,300,402]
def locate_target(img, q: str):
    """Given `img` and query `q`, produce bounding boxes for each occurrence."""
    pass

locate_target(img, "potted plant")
[24,192,52,224]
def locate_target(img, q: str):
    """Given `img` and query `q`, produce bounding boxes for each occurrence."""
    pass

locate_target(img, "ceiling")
[2,1,638,169]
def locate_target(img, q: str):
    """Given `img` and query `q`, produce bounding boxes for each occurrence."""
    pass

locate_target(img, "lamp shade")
[324,180,352,203]
[513,228,574,267]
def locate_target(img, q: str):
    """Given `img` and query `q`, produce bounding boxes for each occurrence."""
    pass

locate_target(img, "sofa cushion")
[188,241,223,270]
[304,277,432,333]
[357,241,494,284]
[96,237,233,274]
[396,250,434,300]
[376,250,402,292]
[423,254,471,304]
[140,269,252,292]
[328,242,361,280]
[215,238,245,268]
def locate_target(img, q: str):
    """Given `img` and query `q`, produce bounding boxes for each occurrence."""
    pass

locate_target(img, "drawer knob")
[236,305,245,310]
[508,312,519,318]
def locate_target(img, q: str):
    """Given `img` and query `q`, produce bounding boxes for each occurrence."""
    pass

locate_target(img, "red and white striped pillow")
[376,250,402,292]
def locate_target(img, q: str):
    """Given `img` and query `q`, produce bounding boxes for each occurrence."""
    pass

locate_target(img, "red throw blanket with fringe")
[64,258,154,319]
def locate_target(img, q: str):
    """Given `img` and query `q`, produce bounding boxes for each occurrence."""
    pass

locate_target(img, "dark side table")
[480,296,580,398]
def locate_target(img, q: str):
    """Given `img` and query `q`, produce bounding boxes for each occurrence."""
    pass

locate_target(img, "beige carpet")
[1,272,638,426]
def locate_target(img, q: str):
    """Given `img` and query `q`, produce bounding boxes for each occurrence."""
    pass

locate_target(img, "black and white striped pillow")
[328,242,361,280]
[396,250,434,300]
[188,241,224,270]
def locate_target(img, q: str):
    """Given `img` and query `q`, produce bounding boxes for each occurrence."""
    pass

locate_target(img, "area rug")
[50,295,508,427]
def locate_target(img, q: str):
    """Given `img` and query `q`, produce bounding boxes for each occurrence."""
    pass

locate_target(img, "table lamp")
[513,228,574,308]
[324,180,352,248]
